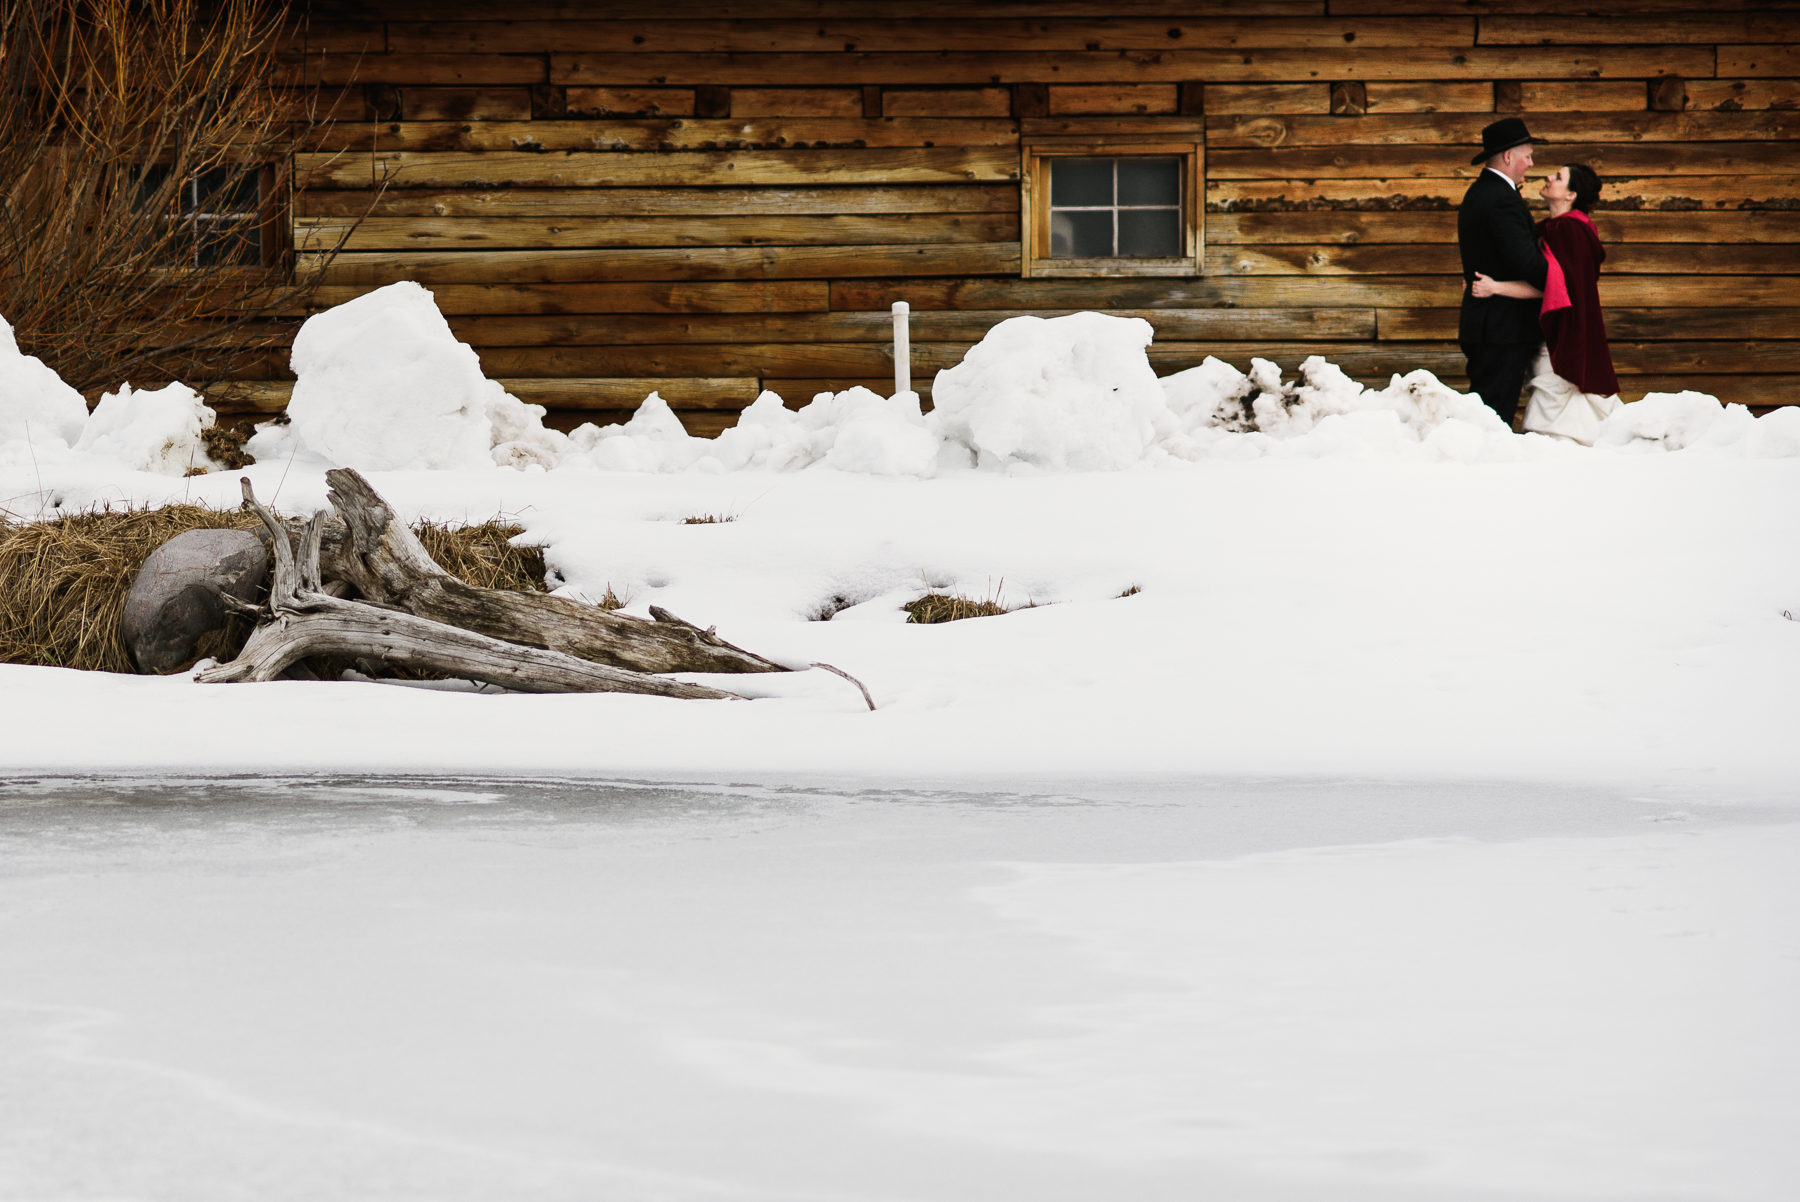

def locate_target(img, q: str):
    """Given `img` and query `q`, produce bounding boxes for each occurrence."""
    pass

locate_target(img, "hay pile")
[0,506,546,673]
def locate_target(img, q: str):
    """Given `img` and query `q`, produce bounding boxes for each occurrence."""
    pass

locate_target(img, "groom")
[1458,117,1549,427]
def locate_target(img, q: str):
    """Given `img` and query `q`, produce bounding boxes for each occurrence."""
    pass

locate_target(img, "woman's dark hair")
[1566,163,1602,213]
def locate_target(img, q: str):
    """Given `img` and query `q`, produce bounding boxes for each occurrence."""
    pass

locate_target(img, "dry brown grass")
[0,507,549,673]
[903,590,1016,624]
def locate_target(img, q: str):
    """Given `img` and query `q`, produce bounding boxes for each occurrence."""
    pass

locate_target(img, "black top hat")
[1471,117,1543,165]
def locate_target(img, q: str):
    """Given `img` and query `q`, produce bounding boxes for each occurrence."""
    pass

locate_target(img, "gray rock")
[121,529,268,674]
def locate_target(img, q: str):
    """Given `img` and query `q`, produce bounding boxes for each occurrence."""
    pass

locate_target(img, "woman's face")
[1540,166,1573,201]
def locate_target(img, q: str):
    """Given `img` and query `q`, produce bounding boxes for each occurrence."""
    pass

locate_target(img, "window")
[132,164,268,267]
[1049,157,1183,258]
[1021,139,1203,278]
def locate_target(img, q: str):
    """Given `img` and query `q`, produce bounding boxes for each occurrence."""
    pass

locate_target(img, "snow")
[283,281,569,472]
[3,287,1799,1201]
[0,313,89,452]
[73,381,219,476]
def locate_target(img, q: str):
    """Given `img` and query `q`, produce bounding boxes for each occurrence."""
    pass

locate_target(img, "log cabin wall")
[233,1,1800,434]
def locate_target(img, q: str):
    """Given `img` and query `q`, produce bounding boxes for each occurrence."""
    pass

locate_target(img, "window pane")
[1117,208,1181,256]
[1050,158,1113,207]
[1117,157,1180,207]
[1050,209,1114,257]
[196,220,259,267]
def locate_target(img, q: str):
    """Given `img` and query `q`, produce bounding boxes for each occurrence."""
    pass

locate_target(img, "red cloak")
[1536,211,1619,397]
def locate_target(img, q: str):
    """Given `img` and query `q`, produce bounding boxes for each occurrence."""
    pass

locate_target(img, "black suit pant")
[1461,340,1541,428]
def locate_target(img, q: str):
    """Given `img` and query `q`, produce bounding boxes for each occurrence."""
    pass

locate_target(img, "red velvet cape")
[1536,211,1619,397]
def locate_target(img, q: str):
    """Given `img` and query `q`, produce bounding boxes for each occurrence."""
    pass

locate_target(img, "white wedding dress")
[1522,348,1621,445]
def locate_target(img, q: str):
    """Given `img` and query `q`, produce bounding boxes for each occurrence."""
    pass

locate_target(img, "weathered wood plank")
[303,243,1024,285]
[1020,116,1207,136]
[297,184,1019,219]
[548,47,1711,86]
[503,378,763,409]
[1207,175,1800,211]
[288,54,549,86]
[565,87,696,117]
[276,21,384,54]
[1331,0,1797,13]
[444,307,1377,346]
[306,281,833,314]
[882,88,1013,117]
[296,213,1018,252]
[304,117,1022,153]
[1202,84,1329,114]
[1210,211,1800,243]
[311,1,1329,16]
[1622,377,1798,406]
[1512,81,1646,111]
[1481,15,1800,43]
[1363,81,1494,112]
[1603,342,1800,374]
[1206,111,1799,149]
[1683,78,1800,111]
[1210,242,1800,274]
[1719,45,1800,77]
[758,380,934,407]
[474,343,967,378]
[730,88,865,117]
[829,274,1798,309]
[394,87,535,121]
[1048,84,1179,115]
[294,147,1021,189]
[1208,143,1799,179]
[395,18,1477,54]
[1379,307,1800,340]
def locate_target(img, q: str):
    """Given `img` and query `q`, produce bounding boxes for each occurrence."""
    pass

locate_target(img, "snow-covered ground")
[3,290,1797,1198]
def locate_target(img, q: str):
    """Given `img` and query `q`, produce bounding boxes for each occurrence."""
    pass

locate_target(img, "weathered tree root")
[196,478,744,699]
[316,468,788,676]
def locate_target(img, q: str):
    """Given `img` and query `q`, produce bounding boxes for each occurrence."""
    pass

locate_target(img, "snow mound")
[73,382,220,476]
[1594,390,1800,457]
[285,281,568,472]
[569,387,941,477]
[0,314,90,450]
[928,312,1167,470]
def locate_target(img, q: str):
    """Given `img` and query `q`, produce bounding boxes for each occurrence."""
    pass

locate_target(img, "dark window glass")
[1117,157,1181,207]
[1118,208,1181,256]
[1050,210,1114,257]
[1050,158,1114,207]
[1046,156,1182,259]
[129,163,262,267]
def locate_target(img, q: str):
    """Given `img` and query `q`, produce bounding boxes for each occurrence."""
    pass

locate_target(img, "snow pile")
[73,382,219,476]
[928,313,1167,471]
[280,282,568,472]
[0,315,89,451]
[568,387,940,477]
[1596,390,1800,457]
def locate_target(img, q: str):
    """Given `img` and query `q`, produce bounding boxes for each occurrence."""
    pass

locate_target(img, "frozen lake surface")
[2,773,1796,1201]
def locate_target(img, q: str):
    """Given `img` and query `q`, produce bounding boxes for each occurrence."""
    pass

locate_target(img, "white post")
[891,300,911,397]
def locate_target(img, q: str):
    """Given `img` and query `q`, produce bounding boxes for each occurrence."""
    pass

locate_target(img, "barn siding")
[224,1,1800,433]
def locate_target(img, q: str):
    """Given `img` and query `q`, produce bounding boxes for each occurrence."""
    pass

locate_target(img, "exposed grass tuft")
[681,513,736,525]
[1119,584,1142,597]
[1,507,550,674]
[903,582,1028,624]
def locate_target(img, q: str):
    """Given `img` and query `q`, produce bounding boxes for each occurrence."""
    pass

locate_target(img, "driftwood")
[196,478,744,699]
[315,469,787,676]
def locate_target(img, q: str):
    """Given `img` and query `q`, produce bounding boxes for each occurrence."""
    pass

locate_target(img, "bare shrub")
[0,0,354,394]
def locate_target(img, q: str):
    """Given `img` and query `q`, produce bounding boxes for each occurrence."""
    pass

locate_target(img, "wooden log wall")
[225,0,1800,433]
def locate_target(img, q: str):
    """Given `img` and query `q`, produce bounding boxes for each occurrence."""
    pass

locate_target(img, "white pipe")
[891,300,911,397]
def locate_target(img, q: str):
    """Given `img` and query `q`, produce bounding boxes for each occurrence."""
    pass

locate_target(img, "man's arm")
[1493,202,1548,290]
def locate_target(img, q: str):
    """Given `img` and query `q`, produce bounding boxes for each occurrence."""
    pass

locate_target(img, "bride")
[1469,164,1621,444]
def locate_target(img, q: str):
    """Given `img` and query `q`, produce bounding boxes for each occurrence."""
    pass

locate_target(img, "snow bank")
[283,281,568,472]
[73,382,219,476]
[929,312,1166,471]
[0,315,89,451]
[1596,390,1800,457]
[568,387,941,477]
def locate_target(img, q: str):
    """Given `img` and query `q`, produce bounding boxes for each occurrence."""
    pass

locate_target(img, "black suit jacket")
[1457,170,1549,345]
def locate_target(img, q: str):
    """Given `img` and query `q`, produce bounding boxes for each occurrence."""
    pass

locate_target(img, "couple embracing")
[1458,117,1620,444]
